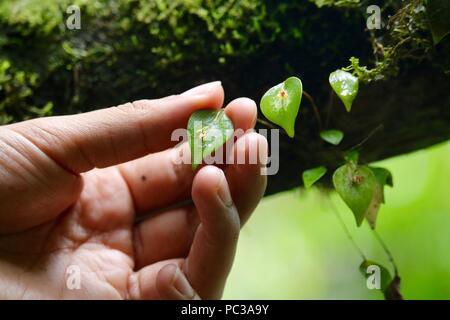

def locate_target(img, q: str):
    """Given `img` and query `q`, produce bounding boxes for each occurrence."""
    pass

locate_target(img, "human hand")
[0,81,267,299]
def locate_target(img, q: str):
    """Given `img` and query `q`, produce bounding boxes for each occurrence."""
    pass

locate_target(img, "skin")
[0,82,268,299]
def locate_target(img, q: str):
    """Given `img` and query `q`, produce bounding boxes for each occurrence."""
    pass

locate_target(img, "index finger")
[6,81,224,174]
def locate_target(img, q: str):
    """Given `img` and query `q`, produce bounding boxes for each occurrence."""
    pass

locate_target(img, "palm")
[0,168,139,299]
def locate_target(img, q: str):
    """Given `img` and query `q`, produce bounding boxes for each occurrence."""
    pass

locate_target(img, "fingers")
[6,81,224,174]
[131,166,242,300]
[225,132,268,225]
[119,143,194,213]
[133,205,199,268]
[184,166,240,299]
[224,97,257,135]
[156,264,201,300]
[129,260,200,300]
[132,132,268,269]
[118,97,257,213]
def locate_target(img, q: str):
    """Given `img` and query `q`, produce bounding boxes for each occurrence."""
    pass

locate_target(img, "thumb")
[130,262,201,300]
[156,264,201,300]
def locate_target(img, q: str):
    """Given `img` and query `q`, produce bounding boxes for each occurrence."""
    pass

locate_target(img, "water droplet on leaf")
[329,70,359,112]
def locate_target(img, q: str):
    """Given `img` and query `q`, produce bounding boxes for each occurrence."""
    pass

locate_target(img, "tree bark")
[261,66,450,196]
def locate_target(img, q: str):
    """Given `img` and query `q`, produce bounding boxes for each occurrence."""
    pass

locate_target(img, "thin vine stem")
[373,229,399,276]
[345,123,384,152]
[324,88,334,128]
[256,118,302,141]
[326,194,366,260]
[256,118,278,130]
[256,118,307,159]
[303,90,323,131]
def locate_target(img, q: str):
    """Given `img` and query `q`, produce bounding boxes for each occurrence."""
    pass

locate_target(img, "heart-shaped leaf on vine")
[364,167,393,229]
[345,149,360,164]
[364,183,383,229]
[320,129,344,145]
[187,109,234,170]
[360,260,402,300]
[260,76,302,138]
[329,70,359,112]
[359,260,392,293]
[302,166,327,188]
[369,167,393,203]
[333,164,377,227]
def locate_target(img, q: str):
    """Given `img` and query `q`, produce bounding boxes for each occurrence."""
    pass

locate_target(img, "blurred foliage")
[311,0,362,8]
[1,0,447,124]
[224,142,450,299]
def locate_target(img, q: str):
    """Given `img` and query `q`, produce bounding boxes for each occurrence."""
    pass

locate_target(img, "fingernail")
[217,171,233,207]
[181,81,222,96]
[171,265,196,299]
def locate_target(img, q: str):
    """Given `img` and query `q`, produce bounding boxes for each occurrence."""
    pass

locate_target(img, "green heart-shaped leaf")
[333,164,377,227]
[359,260,392,293]
[364,183,383,229]
[345,150,360,164]
[364,167,393,228]
[260,76,302,138]
[370,167,393,188]
[302,166,327,188]
[369,167,393,203]
[320,129,344,145]
[187,109,234,170]
[329,70,359,112]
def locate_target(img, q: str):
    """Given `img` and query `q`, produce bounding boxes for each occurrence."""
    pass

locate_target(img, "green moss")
[0,0,447,124]
[310,0,361,8]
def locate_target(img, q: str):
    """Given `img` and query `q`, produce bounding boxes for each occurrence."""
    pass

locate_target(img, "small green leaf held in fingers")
[329,70,359,112]
[333,164,377,227]
[260,76,302,138]
[187,109,234,170]
[302,166,327,188]
[320,129,344,145]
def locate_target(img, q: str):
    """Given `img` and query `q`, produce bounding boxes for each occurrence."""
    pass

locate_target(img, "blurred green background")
[224,141,450,299]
